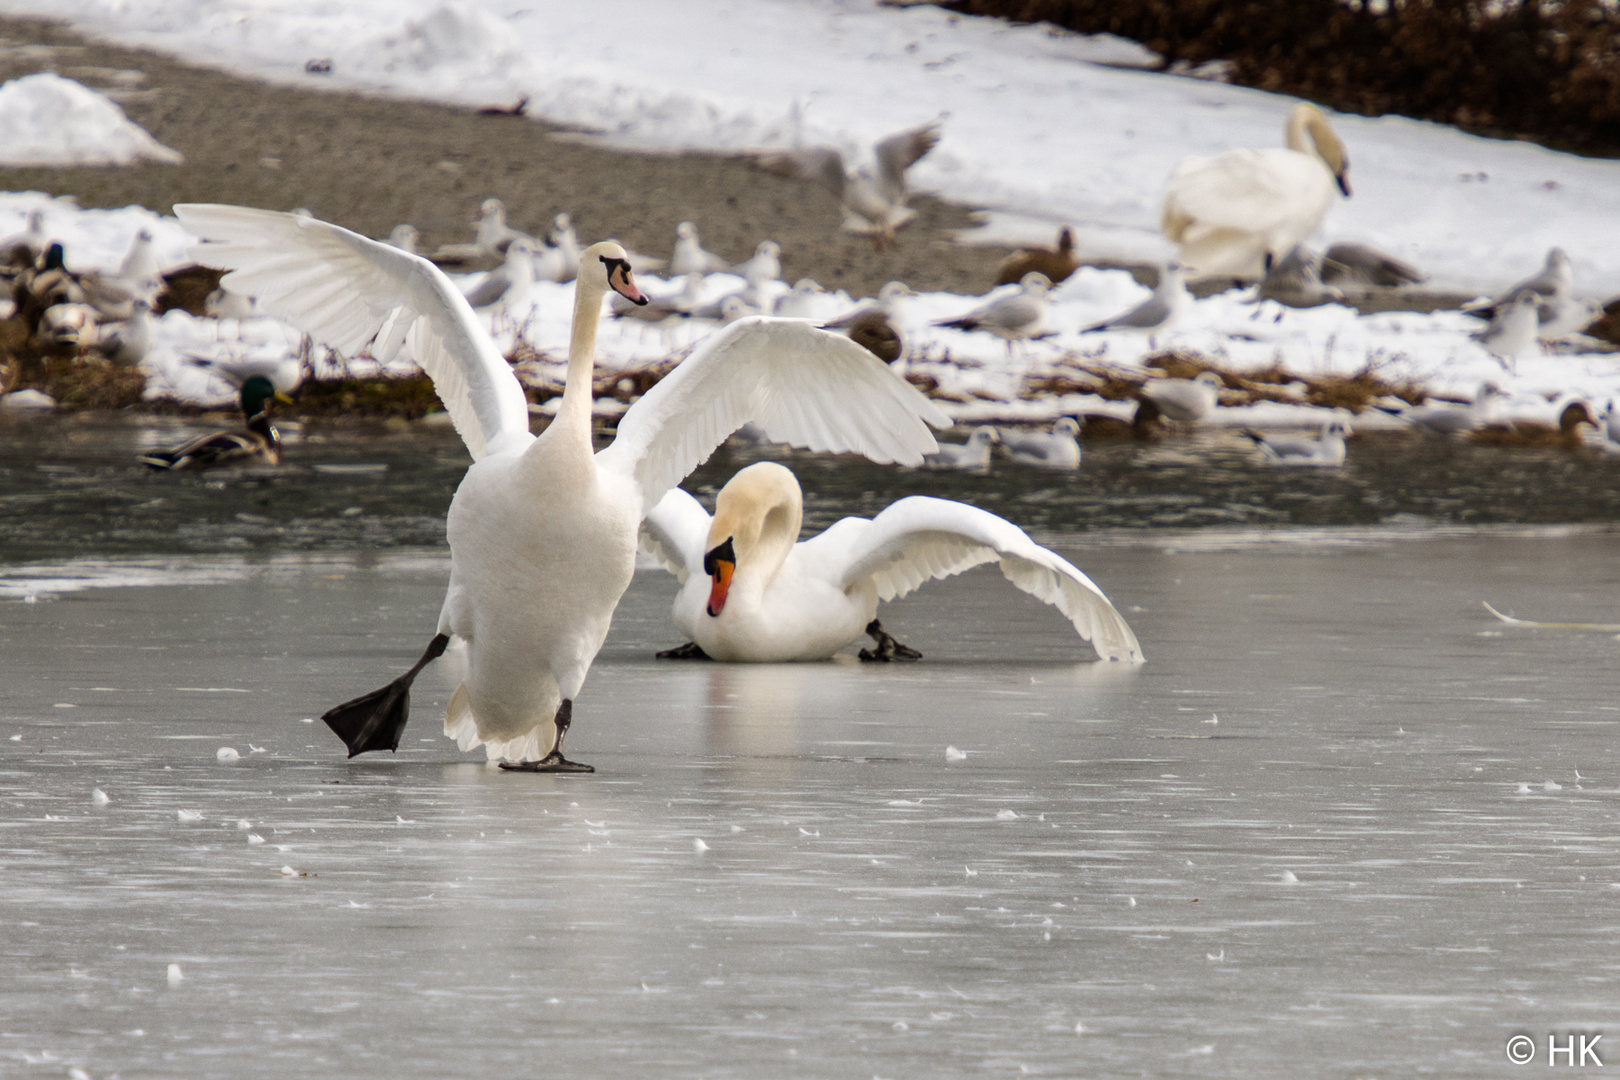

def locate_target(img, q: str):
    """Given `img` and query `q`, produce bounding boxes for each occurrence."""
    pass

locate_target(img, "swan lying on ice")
[177,205,947,772]
[640,462,1142,664]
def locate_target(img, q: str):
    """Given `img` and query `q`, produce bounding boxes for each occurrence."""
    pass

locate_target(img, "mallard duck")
[137,375,288,470]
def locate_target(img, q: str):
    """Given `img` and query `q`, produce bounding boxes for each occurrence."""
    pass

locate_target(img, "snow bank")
[9,0,1620,298]
[0,73,182,166]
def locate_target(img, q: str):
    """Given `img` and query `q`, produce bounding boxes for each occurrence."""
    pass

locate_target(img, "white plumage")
[641,462,1142,664]
[1162,103,1351,280]
[177,205,946,768]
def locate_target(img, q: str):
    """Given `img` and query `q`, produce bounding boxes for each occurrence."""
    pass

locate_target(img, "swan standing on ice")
[1162,102,1351,280]
[177,205,947,772]
[641,462,1142,664]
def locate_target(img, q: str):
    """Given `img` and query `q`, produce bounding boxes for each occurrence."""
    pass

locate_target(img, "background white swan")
[176,204,948,771]
[641,461,1143,665]
[1162,102,1351,280]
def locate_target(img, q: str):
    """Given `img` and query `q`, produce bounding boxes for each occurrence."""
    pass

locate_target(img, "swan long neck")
[558,273,606,433]
[709,463,804,591]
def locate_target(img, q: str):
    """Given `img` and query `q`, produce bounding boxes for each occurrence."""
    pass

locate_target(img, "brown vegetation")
[942,0,1620,156]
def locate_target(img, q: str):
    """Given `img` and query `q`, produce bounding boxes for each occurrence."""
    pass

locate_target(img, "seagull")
[1380,381,1503,435]
[934,272,1053,355]
[546,213,581,281]
[773,279,827,320]
[1082,264,1189,333]
[0,209,47,270]
[995,227,1078,287]
[1320,242,1425,288]
[1474,290,1541,370]
[640,461,1141,663]
[1465,247,1592,338]
[432,198,536,263]
[78,229,164,319]
[98,299,153,366]
[1139,371,1223,424]
[1254,245,1343,310]
[1000,418,1081,469]
[757,120,942,249]
[669,222,729,276]
[923,426,999,470]
[730,241,781,285]
[176,204,946,771]
[460,238,538,309]
[384,225,420,255]
[1243,417,1350,465]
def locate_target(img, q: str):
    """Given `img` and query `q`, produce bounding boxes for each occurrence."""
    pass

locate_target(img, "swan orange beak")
[703,537,736,617]
[603,255,648,306]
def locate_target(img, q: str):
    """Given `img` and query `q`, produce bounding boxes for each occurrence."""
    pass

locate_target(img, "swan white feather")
[174,204,530,462]
[179,205,946,766]
[643,463,1142,663]
[598,315,949,516]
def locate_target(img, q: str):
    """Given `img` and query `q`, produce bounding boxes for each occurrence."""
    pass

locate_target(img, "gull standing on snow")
[669,222,729,276]
[1139,371,1223,424]
[758,120,942,249]
[1244,417,1350,465]
[934,272,1053,355]
[1466,247,1595,338]
[1000,418,1081,469]
[459,238,538,309]
[177,204,947,771]
[432,198,535,263]
[1162,102,1351,280]
[640,462,1141,664]
[1474,291,1541,371]
[730,241,781,285]
[923,426,999,470]
[1082,264,1189,335]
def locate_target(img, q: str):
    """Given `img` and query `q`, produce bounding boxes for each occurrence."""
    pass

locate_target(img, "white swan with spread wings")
[176,205,947,772]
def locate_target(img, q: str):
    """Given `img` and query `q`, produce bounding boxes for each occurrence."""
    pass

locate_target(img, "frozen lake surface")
[5,522,1620,1077]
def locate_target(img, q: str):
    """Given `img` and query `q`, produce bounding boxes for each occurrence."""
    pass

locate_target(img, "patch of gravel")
[0,15,1014,299]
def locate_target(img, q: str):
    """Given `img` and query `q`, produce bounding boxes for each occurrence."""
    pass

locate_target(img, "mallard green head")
[240,375,280,418]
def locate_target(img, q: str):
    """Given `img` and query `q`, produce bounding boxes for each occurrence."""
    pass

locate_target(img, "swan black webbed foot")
[497,699,595,774]
[322,633,449,757]
[655,641,711,660]
[857,619,922,662]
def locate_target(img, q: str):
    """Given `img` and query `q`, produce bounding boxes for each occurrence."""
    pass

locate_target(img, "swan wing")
[173,203,531,461]
[598,316,948,515]
[640,486,711,584]
[832,497,1143,662]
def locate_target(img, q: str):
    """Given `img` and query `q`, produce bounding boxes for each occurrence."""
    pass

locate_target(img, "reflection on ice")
[3,532,1619,1076]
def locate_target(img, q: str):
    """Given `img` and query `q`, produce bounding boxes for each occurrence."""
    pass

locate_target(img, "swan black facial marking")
[600,254,647,305]
[703,537,736,577]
